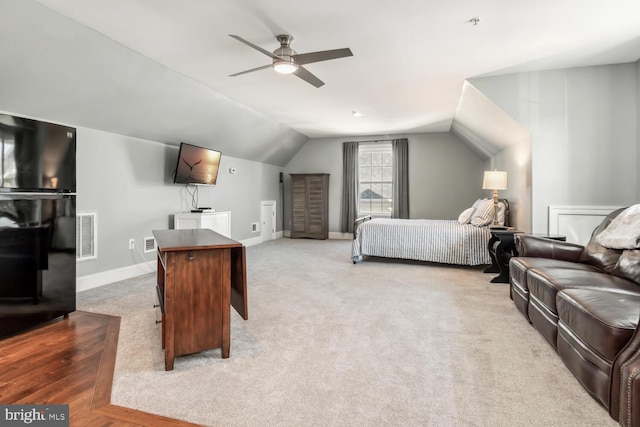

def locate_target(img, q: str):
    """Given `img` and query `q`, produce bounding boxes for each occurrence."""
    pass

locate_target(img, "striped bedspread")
[352,218,492,266]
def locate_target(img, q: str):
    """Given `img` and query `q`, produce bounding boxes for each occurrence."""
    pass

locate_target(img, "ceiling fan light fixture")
[273,60,298,74]
[228,34,352,87]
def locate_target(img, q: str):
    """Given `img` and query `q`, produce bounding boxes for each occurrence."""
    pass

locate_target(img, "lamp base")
[492,189,500,226]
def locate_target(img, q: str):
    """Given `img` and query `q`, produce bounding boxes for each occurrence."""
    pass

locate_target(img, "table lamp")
[482,170,507,226]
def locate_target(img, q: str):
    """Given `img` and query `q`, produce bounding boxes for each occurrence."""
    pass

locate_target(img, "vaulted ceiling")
[1,1,639,165]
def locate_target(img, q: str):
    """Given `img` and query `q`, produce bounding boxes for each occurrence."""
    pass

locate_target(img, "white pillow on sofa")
[471,199,495,226]
[458,207,475,224]
[596,204,640,249]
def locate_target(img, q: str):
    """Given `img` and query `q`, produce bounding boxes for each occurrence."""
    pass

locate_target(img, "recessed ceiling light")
[352,111,364,117]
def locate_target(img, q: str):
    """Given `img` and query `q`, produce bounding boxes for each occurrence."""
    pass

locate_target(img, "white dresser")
[174,211,231,238]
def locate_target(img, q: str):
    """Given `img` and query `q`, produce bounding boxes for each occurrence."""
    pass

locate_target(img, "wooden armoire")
[290,173,329,239]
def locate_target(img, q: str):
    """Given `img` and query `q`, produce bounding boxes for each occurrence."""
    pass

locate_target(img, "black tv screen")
[173,142,222,185]
[0,113,76,192]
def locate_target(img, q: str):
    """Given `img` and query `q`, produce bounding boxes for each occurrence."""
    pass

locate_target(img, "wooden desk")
[152,229,248,371]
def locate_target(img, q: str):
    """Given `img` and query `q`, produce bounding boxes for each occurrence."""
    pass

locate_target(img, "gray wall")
[471,62,639,233]
[451,81,532,231]
[283,133,486,233]
[76,127,283,277]
[483,141,532,232]
[0,0,308,167]
[637,59,640,201]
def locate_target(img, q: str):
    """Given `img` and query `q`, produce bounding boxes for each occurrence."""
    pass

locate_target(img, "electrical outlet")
[129,238,135,250]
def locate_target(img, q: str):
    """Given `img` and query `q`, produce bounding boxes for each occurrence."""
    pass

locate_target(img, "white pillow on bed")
[471,199,495,226]
[472,198,486,209]
[458,207,475,224]
[497,202,506,226]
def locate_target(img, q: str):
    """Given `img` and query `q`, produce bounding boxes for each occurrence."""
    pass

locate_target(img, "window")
[358,142,393,217]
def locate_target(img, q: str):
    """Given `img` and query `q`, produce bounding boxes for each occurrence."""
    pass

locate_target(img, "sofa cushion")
[557,288,640,363]
[612,249,640,286]
[580,208,625,273]
[510,258,601,293]
[527,268,640,315]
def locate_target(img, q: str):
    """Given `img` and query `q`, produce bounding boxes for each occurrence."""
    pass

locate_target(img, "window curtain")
[341,141,359,233]
[392,138,409,219]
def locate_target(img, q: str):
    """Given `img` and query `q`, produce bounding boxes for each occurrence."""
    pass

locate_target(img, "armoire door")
[290,174,329,239]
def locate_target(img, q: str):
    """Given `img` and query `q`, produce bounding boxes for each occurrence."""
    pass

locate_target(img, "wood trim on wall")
[548,205,624,245]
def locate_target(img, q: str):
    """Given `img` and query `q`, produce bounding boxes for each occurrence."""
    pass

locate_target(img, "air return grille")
[76,212,97,261]
[144,236,157,253]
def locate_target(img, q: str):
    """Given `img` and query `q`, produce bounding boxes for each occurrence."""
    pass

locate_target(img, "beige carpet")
[78,238,617,427]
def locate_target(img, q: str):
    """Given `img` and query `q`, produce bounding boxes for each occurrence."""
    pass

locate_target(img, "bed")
[352,199,510,266]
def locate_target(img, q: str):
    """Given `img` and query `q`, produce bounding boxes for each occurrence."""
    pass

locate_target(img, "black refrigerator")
[0,113,76,339]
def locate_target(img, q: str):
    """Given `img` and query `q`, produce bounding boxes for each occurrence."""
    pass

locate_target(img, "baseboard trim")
[282,231,352,240]
[329,232,352,240]
[240,236,263,247]
[77,262,156,293]
[240,231,284,247]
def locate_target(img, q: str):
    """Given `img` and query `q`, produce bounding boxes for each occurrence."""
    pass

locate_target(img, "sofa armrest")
[515,234,584,262]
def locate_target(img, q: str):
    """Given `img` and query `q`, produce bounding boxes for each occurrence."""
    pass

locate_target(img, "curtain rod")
[350,139,393,143]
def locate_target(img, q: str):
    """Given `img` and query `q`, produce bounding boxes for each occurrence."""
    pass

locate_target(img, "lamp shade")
[482,170,507,190]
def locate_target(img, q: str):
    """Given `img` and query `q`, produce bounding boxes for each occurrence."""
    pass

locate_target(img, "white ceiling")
[33,0,640,139]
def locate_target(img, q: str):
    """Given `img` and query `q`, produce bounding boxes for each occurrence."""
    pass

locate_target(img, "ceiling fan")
[228,34,353,88]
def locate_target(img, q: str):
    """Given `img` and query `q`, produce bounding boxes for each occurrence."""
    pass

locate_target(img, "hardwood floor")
[0,311,203,427]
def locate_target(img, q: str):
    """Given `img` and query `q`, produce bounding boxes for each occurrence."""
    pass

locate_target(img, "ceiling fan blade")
[294,66,324,88]
[229,64,272,77]
[292,48,353,65]
[229,34,282,60]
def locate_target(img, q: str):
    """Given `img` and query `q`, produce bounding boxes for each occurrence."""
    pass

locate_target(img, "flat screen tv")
[173,142,222,185]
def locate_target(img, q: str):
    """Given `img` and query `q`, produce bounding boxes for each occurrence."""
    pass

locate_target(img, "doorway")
[260,200,276,242]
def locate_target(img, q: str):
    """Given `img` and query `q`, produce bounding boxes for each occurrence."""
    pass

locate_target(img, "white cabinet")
[174,211,231,238]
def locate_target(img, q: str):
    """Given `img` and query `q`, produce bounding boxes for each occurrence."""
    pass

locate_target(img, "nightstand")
[484,228,524,283]
[485,230,567,283]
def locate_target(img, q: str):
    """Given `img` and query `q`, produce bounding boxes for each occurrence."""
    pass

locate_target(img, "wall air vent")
[144,236,157,253]
[76,211,97,261]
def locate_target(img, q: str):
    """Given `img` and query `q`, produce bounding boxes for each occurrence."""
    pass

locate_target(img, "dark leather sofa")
[509,207,640,426]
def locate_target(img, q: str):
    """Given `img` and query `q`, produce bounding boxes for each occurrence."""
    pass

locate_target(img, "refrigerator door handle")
[0,192,76,200]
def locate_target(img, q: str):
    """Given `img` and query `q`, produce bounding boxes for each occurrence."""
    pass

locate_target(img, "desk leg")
[222,301,230,358]
[230,246,248,320]
[222,249,231,359]
[165,350,175,371]
[164,253,175,371]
